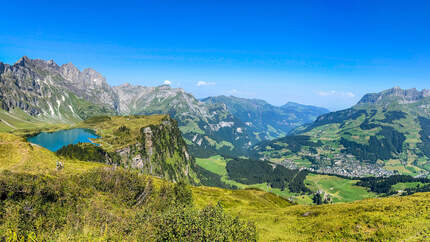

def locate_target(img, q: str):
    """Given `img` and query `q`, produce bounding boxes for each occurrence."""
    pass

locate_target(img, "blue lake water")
[27,128,100,152]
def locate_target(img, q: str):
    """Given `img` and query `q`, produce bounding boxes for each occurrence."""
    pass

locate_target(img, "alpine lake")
[27,128,99,152]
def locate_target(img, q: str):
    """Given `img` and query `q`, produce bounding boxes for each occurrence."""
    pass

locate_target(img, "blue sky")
[1,0,430,110]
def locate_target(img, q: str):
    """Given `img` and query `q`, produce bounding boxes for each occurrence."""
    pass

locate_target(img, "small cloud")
[344,92,355,98]
[317,90,337,97]
[196,81,216,87]
[163,80,171,85]
[317,90,355,98]
[227,89,238,95]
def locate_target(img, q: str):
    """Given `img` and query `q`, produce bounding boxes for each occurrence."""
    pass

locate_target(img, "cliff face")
[81,115,197,183]
[115,117,195,182]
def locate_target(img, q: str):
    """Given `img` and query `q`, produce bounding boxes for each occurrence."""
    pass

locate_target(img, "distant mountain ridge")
[113,83,257,157]
[358,86,430,105]
[202,95,329,140]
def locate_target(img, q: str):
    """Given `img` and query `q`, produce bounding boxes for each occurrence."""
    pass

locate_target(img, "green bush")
[154,203,257,241]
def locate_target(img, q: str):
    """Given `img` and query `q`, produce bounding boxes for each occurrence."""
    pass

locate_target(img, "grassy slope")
[193,186,430,241]
[78,114,167,152]
[0,133,106,175]
[1,133,430,241]
[0,108,74,133]
[305,174,376,203]
[196,155,227,176]
[391,182,424,192]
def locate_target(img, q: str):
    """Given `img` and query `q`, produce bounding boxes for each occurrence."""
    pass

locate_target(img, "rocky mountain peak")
[358,87,430,105]
[81,68,106,87]
[0,62,6,72]
[2,56,120,113]
[158,84,174,90]
[119,82,132,88]
[15,56,32,67]
[60,63,80,80]
[61,62,79,71]
[32,58,60,69]
[46,59,56,66]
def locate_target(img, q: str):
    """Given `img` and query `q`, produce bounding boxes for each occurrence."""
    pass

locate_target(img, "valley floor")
[196,155,378,204]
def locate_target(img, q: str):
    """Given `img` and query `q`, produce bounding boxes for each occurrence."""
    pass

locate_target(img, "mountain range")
[5,57,430,178]
[202,96,329,140]
[253,86,430,177]
[0,57,328,157]
[2,56,430,240]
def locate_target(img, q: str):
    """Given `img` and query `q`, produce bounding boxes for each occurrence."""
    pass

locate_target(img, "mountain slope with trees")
[253,87,430,177]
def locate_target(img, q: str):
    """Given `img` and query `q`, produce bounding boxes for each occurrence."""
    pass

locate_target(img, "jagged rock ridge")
[0,57,116,121]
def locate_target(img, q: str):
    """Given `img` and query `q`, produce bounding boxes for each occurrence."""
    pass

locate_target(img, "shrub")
[154,203,257,241]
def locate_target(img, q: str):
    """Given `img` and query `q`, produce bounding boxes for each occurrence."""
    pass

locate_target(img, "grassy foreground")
[194,186,430,241]
[2,132,430,241]
[0,133,105,175]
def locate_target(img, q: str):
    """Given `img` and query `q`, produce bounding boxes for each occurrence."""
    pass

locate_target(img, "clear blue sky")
[1,0,430,110]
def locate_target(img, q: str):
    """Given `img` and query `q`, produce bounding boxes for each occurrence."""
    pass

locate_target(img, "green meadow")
[305,174,377,203]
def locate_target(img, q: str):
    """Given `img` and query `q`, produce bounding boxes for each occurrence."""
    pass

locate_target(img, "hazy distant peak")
[82,67,102,76]
[119,82,132,87]
[358,87,430,105]
[281,101,302,107]
[202,95,271,107]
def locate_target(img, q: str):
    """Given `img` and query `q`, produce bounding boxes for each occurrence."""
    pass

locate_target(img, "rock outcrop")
[114,117,194,182]
[78,115,197,183]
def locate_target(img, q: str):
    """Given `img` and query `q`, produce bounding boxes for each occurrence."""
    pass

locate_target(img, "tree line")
[226,158,310,193]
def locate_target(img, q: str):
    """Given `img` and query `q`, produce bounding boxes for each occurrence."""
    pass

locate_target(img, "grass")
[193,185,430,241]
[2,132,430,241]
[391,182,424,192]
[0,108,75,133]
[179,120,205,134]
[78,114,167,152]
[305,174,377,203]
[195,155,227,176]
[0,133,106,175]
